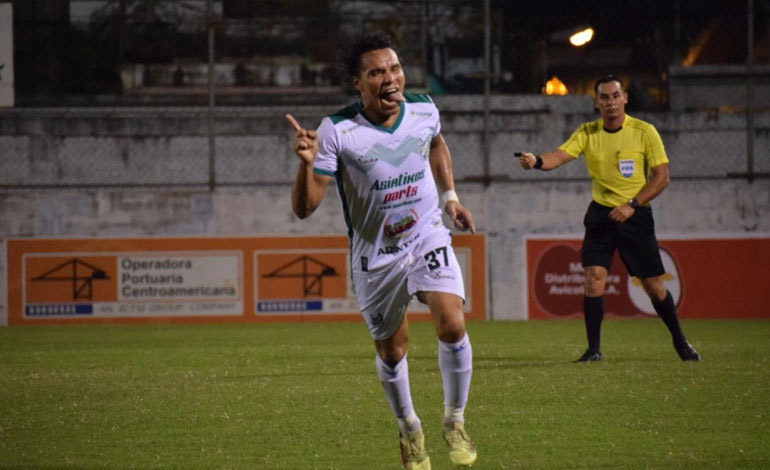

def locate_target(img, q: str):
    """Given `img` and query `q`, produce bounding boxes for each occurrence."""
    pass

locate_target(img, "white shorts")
[352,229,465,340]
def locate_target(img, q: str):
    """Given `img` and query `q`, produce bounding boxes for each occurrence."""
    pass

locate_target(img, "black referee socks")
[583,296,605,352]
[652,290,687,346]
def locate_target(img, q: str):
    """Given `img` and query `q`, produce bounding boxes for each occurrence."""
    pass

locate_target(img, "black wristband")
[533,155,543,169]
[628,198,640,209]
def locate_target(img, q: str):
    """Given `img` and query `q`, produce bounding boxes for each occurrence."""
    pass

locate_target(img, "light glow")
[569,27,594,47]
[544,76,568,95]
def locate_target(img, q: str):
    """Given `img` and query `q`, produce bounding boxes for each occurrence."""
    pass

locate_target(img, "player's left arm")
[609,163,670,222]
[429,133,476,233]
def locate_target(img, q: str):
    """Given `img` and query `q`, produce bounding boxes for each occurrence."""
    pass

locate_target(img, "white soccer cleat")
[399,428,431,470]
[443,421,477,467]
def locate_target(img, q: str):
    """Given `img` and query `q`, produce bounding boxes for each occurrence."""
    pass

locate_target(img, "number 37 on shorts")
[424,246,449,270]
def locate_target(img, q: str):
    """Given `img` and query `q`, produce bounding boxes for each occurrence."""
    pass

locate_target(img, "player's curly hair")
[342,31,400,78]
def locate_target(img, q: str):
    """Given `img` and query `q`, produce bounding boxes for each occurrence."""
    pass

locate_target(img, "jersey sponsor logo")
[370,169,425,191]
[377,234,420,256]
[383,184,418,203]
[376,237,416,256]
[378,245,405,255]
[383,209,419,239]
[619,159,635,177]
[341,123,363,135]
[430,269,457,280]
[357,156,378,165]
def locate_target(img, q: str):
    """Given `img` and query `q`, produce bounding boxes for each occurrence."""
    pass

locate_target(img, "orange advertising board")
[525,235,770,319]
[6,235,486,325]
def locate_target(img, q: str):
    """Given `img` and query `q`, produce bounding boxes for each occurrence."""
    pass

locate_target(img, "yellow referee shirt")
[559,115,669,207]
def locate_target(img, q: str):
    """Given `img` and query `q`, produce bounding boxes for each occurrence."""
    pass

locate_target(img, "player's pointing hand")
[286,114,318,164]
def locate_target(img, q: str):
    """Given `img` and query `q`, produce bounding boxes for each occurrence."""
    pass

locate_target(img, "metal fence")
[2,0,769,189]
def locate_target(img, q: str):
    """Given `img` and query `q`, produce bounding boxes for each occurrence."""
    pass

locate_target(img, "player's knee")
[377,345,407,364]
[435,312,466,343]
[375,337,409,364]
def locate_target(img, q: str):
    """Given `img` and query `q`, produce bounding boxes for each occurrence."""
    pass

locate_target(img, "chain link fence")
[2,0,768,188]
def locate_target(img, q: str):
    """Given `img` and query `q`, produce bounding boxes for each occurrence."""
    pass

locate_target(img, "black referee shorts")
[581,200,665,278]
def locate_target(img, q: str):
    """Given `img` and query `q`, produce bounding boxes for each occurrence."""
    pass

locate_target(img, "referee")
[517,75,700,362]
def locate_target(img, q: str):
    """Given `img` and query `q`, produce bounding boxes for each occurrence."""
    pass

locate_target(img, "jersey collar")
[602,115,627,133]
[357,101,405,134]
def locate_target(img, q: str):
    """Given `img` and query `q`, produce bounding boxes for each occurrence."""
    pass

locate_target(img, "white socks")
[375,332,473,433]
[376,354,421,434]
[438,332,473,423]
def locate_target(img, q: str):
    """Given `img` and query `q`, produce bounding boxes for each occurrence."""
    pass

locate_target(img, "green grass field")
[1,319,767,469]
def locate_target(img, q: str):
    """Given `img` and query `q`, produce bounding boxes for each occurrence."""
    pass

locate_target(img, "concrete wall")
[2,95,767,188]
[2,96,769,325]
[669,64,770,111]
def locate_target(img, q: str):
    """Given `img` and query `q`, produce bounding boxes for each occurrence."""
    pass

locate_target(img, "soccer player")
[286,32,477,469]
[516,75,700,363]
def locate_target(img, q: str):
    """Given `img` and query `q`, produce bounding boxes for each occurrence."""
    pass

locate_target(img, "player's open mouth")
[380,89,404,105]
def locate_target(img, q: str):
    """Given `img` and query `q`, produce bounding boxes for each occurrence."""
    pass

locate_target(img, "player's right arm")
[516,150,573,171]
[286,114,332,219]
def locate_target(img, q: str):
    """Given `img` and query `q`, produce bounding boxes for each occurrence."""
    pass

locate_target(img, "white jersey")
[313,93,448,273]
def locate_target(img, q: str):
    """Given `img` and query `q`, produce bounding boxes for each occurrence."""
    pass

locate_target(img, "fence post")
[746,0,755,183]
[482,0,491,186]
[207,0,216,191]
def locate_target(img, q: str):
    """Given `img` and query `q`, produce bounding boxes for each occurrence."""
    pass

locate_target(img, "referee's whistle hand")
[516,151,537,170]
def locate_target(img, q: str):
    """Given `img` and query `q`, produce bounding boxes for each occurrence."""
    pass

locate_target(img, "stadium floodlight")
[569,27,594,47]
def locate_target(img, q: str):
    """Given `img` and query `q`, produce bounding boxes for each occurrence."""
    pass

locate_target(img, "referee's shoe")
[575,349,603,363]
[675,341,701,361]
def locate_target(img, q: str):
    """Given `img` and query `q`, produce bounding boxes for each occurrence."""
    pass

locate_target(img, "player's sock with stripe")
[438,332,472,423]
[375,354,422,434]
[584,296,604,351]
[652,290,687,345]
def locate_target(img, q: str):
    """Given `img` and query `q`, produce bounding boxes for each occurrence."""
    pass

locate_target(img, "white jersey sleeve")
[430,97,441,137]
[313,117,339,176]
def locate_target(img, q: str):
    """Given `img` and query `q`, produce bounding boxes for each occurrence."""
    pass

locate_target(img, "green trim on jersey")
[326,95,432,134]
[403,92,433,103]
[357,102,405,134]
[313,167,335,176]
[328,103,360,125]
